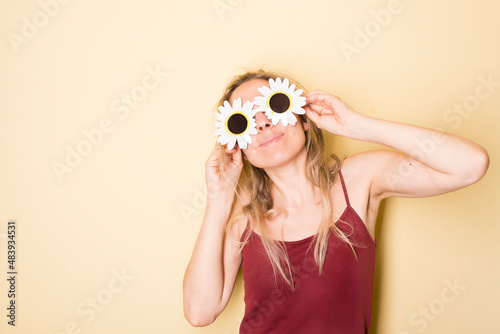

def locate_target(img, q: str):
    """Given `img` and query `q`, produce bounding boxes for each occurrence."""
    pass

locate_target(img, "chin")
[246,145,306,169]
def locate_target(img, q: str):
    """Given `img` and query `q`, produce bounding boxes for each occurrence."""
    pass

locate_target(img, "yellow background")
[1,0,499,333]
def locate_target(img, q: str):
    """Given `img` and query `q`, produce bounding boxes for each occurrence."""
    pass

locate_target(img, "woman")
[183,70,489,333]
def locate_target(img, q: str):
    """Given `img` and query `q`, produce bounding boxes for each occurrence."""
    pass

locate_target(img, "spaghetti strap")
[240,219,252,242]
[338,170,351,207]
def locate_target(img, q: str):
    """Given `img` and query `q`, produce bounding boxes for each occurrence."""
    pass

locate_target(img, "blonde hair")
[216,69,359,290]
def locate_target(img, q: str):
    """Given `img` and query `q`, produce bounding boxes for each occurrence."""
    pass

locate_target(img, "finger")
[306,94,333,106]
[225,145,242,165]
[206,146,222,168]
[306,92,341,106]
[208,143,221,158]
[231,146,243,169]
[304,90,331,102]
[225,145,237,154]
[304,91,325,105]
[209,142,223,156]
[304,106,322,127]
[220,145,241,167]
[304,90,329,98]
[207,143,231,166]
[307,102,334,115]
[306,91,341,100]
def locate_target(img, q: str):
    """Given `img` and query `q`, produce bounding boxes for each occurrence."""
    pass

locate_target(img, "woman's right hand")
[184,143,245,326]
[205,144,244,199]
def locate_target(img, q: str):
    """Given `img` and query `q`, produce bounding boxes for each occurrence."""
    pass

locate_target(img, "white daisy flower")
[214,97,258,149]
[253,77,306,127]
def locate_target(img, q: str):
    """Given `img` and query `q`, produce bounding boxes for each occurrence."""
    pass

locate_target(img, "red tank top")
[239,170,377,334]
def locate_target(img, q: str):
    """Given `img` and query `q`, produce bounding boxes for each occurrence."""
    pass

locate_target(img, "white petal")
[269,78,277,90]
[233,97,242,110]
[295,108,306,115]
[242,100,253,110]
[227,137,236,150]
[257,86,272,96]
[295,96,306,106]
[254,95,266,104]
[244,133,252,144]
[265,110,273,120]
[214,128,222,135]
[237,137,248,149]
[292,105,306,115]
[218,134,228,145]
[287,113,297,125]
[248,120,257,131]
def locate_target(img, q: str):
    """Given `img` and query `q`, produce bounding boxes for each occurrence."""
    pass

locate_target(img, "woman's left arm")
[305,91,490,199]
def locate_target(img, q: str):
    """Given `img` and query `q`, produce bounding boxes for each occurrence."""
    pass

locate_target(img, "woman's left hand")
[304,91,361,137]
[304,91,489,201]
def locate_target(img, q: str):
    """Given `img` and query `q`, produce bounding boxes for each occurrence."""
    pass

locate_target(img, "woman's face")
[229,79,308,169]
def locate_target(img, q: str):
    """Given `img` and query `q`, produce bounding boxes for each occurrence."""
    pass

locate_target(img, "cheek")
[241,147,258,165]
[286,126,306,146]
[242,143,274,169]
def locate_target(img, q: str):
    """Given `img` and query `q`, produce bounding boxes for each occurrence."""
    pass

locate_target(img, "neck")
[264,147,321,209]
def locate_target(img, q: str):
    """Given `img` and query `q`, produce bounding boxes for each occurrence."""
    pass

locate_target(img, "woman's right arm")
[183,145,246,327]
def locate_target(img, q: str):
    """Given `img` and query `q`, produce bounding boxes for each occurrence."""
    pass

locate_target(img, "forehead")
[229,79,269,105]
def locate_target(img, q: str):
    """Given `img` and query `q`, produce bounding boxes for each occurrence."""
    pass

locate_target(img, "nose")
[254,112,272,132]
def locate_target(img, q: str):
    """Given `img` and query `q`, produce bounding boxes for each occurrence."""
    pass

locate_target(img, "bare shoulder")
[340,150,398,185]
[342,149,397,170]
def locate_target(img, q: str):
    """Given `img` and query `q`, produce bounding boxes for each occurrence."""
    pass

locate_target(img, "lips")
[259,133,284,147]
